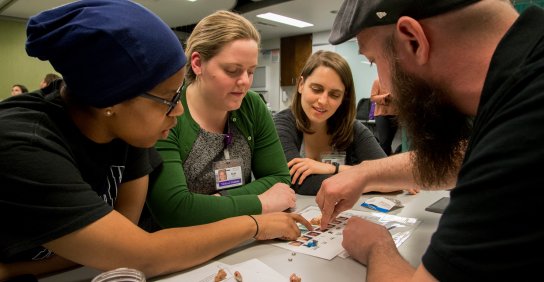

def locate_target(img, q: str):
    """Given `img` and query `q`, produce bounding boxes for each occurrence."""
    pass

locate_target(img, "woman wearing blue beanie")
[0,1,310,280]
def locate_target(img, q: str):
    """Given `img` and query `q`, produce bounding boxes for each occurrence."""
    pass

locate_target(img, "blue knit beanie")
[26,0,186,108]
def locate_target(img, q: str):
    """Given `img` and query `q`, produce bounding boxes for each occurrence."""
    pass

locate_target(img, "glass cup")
[91,267,146,282]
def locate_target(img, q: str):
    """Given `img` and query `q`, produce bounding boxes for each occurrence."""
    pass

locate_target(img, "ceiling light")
[256,13,313,28]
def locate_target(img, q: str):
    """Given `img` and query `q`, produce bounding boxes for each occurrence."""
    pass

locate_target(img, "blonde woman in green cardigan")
[145,11,296,228]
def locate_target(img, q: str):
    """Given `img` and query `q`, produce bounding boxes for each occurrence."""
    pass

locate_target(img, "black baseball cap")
[329,0,480,44]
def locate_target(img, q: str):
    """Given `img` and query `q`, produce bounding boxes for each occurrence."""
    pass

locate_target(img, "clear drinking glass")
[91,267,146,282]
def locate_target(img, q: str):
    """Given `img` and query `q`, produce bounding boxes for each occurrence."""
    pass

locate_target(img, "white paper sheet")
[155,259,286,281]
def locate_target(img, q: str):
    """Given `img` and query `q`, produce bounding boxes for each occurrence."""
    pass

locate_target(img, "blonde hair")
[291,50,356,150]
[184,10,260,85]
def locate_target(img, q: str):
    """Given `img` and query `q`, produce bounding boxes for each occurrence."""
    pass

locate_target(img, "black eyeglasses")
[140,89,181,116]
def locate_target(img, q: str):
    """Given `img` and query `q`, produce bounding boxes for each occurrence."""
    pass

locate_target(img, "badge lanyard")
[213,114,244,190]
[223,119,232,160]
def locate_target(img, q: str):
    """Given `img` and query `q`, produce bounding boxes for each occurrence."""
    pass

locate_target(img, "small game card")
[272,206,421,260]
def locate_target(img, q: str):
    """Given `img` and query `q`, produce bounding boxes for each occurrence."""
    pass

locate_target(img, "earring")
[105,109,113,117]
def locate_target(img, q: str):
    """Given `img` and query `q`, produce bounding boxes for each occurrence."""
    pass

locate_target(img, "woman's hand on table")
[252,213,312,241]
[258,183,296,213]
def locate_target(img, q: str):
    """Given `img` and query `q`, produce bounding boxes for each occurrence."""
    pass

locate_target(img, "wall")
[257,38,281,112]
[335,41,378,101]
[513,0,544,12]
[0,18,57,100]
[313,31,378,102]
[1,18,375,107]
[257,31,377,113]
[257,1,544,113]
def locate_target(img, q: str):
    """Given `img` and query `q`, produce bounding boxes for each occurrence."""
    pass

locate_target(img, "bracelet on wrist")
[333,162,340,174]
[247,215,259,238]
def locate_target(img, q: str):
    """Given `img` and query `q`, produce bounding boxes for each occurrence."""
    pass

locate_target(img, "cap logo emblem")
[376,11,387,19]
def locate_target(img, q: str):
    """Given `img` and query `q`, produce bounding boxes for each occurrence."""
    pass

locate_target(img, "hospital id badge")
[213,158,244,190]
[321,151,346,165]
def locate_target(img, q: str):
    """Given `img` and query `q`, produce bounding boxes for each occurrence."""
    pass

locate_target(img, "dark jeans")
[375,115,398,155]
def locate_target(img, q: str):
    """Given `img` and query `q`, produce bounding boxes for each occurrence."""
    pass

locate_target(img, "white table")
[40,190,448,282]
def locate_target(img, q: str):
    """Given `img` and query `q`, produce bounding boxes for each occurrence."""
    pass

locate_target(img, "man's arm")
[342,217,437,282]
[316,152,456,228]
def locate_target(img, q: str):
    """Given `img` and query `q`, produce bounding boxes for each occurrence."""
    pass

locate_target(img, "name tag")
[213,158,244,190]
[320,152,346,165]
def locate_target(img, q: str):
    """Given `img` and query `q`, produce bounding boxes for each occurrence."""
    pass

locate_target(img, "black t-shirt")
[0,91,161,262]
[422,7,544,281]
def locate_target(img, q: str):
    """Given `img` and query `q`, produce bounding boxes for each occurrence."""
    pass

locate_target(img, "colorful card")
[272,206,421,260]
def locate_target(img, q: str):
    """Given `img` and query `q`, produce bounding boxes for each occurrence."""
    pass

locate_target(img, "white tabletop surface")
[40,190,449,282]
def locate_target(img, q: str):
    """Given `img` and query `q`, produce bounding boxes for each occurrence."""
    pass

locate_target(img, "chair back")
[356,98,371,121]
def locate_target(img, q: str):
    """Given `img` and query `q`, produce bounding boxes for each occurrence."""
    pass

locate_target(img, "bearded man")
[316,0,544,280]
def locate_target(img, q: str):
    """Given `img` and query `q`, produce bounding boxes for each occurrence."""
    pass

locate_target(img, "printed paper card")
[272,206,421,260]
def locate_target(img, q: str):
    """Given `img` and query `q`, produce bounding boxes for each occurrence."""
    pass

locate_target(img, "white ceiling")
[0,0,343,41]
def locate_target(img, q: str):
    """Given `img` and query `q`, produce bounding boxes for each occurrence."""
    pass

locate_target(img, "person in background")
[11,84,28,96]
[318,0,544,281]
[274,50,398,195]
[0,1,310,281]
[370,77,398,155]
[37,73,61,96]
[145,10,295,228]
[39,73,60,89]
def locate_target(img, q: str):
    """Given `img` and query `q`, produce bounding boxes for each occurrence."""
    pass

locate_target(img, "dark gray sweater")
[273,109,386,195]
